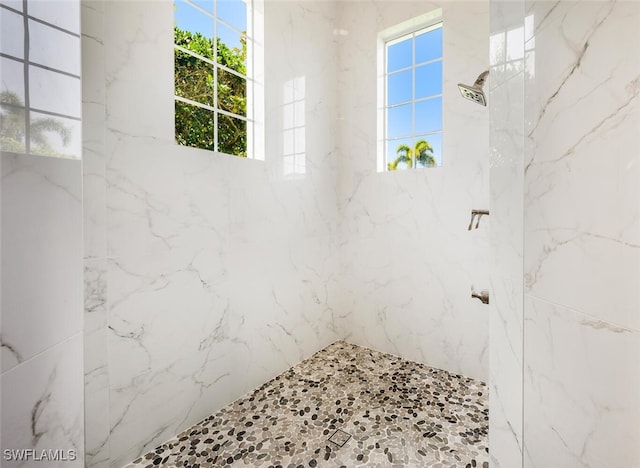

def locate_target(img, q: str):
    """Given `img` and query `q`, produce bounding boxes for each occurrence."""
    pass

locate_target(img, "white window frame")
[173,0,264,160]
[376,9,443,172]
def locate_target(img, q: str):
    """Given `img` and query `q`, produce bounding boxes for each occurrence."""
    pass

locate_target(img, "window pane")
[415,97,442,133]
[0,57,25,154]
[28,0,80,34]
[29,66,81,117]
[386,137,413,171]
[30,20,81,75]
[174,1,215,59]
[1,8,24,57]
[175,50,214,106]
[1,57,25,101]
[29,112,81,159]
[218,113,246,157]
[283,154,295,175]
[413,136,438,168]
[415,133,442,167]
[415,26,442,64]
[217,21,246,74]
[387,37,412,73]
[294,127,305,153]
[294,100,305,126]
[217,0,247,32]
[175,101,214,150]
[387,69,412,106]
[187,0,214,13]
[217,68,246,116]
[283,128,294,155]
[387,103,411,139]
[415,61,442,98]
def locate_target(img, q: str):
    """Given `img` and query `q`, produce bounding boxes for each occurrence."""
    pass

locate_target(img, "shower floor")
[126,341,489,468]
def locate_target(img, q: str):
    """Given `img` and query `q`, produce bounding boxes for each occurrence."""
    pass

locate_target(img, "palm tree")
[387,139,436,171]
[1,90,70,155]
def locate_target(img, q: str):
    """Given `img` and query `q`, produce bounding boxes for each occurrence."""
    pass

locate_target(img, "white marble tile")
[523,0,640,331]
[336,0,490,382]
[104,0,174,141]
[84,328,110,468]
[1,333,84,467]
[106,252,235,465]
[82,4,109,466]
[1,153,83,373]
[85,258,107,337]
[488,2,525,466]
[82,126,107,260]
[98,2,344,463]
[523,296,640,468]
[227,236,339,369]
[489,162,524,468]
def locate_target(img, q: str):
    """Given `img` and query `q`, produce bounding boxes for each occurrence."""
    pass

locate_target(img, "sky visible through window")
[174,0,247,50]
[386,24,443,170]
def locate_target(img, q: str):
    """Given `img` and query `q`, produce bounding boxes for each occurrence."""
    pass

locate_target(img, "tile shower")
[0,1,638,468]
[125,342,489,468]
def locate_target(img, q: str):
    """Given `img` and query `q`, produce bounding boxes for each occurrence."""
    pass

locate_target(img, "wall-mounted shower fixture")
[468,209,489,230]
[458,70,489,106]
[471,286,490,305]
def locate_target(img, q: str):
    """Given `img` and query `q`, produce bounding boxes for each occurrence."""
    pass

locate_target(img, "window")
[0,1,82,158]
[174,0,259,158]
[379,16,443,171]
[282,76,305,178]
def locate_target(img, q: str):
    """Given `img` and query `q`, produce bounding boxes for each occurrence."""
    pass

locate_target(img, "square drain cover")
[328,429,351,447]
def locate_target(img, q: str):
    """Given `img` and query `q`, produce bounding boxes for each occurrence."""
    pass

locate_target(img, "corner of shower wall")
[81,0,110,466]
[335,0,491,383]
[81,0,345,465]
[488,1,524,467]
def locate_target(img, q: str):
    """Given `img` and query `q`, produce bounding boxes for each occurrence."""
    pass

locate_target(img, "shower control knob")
[471,287,489,305]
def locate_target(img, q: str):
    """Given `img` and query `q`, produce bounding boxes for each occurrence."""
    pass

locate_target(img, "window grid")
[0,3,81,158]
[384,23,443,171]
[282,78,305,178]
[173,0,253,157]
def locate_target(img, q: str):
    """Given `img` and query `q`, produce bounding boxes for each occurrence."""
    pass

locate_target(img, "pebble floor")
[125,341,489,468]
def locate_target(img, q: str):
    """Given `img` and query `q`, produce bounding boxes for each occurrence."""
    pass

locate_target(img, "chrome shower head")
[458,70,489,106]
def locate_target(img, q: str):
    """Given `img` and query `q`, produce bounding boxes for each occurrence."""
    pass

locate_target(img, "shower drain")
[328,429,351,448]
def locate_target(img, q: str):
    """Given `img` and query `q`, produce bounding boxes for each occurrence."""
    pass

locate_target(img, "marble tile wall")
[1,0,84,465]
[335,1,490,382]
[489,2,640,466]
[81,1,343,466]
[522,1,640,466]
[1,152,84,466]
[81,1,110,467]
[488,1,524,466]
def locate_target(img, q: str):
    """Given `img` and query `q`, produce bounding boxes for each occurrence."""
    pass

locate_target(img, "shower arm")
[474,71,489,88]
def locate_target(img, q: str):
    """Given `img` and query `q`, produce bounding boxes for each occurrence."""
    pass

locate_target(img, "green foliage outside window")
[387,139,436,170]
[174,26,248,157]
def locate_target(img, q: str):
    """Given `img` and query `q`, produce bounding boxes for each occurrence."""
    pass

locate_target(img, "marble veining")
[487,2,525,466]
[336,0,490,384]
[125,341,489,468]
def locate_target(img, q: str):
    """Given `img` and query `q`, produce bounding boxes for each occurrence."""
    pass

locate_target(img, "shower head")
[458,70,489,106]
